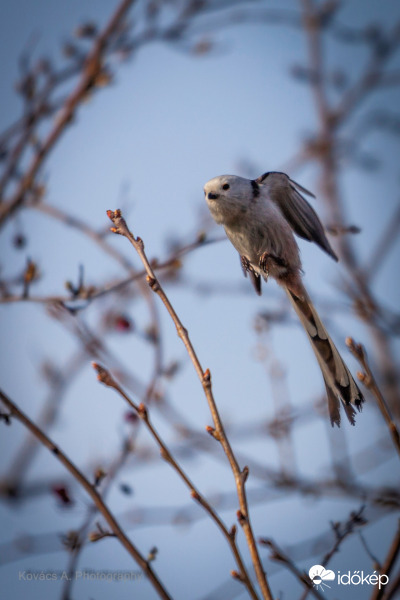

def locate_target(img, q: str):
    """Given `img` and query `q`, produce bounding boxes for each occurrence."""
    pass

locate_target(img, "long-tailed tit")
[204,171,364,426]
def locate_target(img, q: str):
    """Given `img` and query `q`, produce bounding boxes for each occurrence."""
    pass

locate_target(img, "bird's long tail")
[285,283,364,426]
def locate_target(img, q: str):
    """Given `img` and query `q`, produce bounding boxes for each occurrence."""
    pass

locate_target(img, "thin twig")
[363,203,400,284]
[93,363,261,600]
[0,231,218,308]
[370,519,400,600]
[60,424,140,600]
[346,338,400,459]
[259,538,324,600]
[334,24,400,125]
[384,570,400,600]
[300,0,400,417]
[359,531,381,570]
[106,209,273,600]
[0,0,136,228]
[0,387,172,600]
[299,506,367,600]
[254,327,297,479]
[2,350,86,493]
[32,202,135,271]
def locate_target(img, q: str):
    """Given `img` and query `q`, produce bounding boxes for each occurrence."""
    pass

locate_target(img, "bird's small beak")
[207,192,219,200]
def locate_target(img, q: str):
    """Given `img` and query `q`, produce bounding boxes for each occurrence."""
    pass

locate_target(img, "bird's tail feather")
[285,284,364,426]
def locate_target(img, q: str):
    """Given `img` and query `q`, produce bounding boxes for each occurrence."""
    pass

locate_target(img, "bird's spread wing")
[258,173,338,261]
[288,178,316,199]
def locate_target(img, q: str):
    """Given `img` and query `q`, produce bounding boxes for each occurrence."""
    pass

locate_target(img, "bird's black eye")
[222,183,230,191]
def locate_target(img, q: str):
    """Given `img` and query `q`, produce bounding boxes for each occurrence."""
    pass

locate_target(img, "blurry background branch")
[1,1,399,599]
[300,0,400,416]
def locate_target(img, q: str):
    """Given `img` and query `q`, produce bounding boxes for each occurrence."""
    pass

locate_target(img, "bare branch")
[299,506,367,600]
[106,208,273,600]
[363,202,400,284]
[259,538,324,600]
[370,519,400,600]
[0,387,172,600]
[0,0,136,228]
[92,360,260,598]
[346,338,400,459]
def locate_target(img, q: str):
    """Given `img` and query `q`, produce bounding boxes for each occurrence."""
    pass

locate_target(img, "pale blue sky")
[1,2,400,599]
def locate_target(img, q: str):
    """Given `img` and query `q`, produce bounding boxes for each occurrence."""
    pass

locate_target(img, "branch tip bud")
[107,208,121,219]
[92,362,115,388]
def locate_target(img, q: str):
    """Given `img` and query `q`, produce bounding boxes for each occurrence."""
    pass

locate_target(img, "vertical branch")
[300,0,400,414]
[346,338,400,459]
[254,326,297,479]
[93,363,261,600]
[300,0,361,271]
[369,519,400,600]
[106,209,274,600]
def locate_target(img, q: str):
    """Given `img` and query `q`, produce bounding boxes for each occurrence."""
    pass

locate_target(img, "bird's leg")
[259,252,288,279]
[241,255,252,277]
[240,255,262,294]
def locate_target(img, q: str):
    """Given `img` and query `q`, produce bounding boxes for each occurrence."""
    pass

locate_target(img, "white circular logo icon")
[309,565,335,590]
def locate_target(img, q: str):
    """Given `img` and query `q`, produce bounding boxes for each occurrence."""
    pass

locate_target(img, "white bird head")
[204,174,254,225]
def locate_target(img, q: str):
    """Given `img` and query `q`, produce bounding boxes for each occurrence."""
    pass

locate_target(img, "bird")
[204,171,364,426]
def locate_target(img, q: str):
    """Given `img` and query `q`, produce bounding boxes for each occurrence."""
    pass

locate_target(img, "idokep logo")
[309,565,390,592]
[337,570,389,590]
[308,565,335,591]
